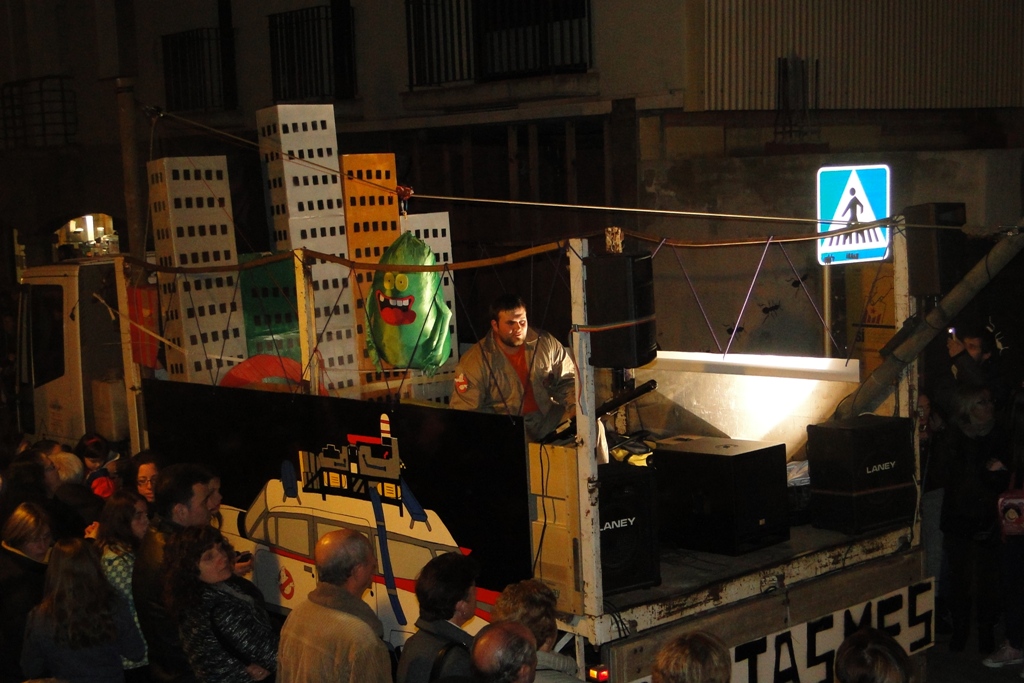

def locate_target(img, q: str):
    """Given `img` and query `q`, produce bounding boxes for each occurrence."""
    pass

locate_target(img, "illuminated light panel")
[637,352,861,452]
[650,351,860,383]
[728,374,817,441]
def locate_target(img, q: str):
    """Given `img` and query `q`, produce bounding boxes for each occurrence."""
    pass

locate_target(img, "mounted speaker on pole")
[584,253,657,368]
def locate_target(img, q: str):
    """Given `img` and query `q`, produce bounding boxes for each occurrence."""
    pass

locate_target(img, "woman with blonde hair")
[494,579,578,682]
[21,537,145,682]
[834,628,911,683]
[652,631,731,683]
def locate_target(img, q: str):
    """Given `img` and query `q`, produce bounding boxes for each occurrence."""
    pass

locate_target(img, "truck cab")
[17,258,133,448]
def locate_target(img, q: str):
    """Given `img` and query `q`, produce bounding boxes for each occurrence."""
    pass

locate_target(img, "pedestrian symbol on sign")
[817,165,891,265]
[843,188,863,226]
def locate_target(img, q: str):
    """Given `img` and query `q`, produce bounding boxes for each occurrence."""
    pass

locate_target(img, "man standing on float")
[450,294,576,442]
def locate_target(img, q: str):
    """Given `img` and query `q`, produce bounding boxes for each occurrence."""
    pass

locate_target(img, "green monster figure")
[365,232,452,374]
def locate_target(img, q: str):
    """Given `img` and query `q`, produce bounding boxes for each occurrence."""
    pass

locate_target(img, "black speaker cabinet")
[598,462,661,595]
[584,253,657,368]
[806,415,916,535]
[653,436,790,555]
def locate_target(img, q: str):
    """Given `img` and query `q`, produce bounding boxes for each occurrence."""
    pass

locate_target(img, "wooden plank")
[529,442,584,615]
[569,238,603,616]
[567,525,915,644]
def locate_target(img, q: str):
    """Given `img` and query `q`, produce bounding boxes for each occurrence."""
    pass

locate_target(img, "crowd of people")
[918,322,1024,671]
[4,295,980,683]
[0,425,918,683]
[0,436,165,682]
[0,435,276,683]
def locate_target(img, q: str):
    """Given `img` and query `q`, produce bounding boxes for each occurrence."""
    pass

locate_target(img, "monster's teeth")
[381,296,410,308]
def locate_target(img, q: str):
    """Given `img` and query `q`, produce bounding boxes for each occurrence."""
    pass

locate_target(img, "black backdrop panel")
[143,379,532,591]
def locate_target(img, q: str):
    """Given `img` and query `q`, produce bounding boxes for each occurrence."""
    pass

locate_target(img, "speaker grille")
[806,416,916,534]
[598,463,660,595]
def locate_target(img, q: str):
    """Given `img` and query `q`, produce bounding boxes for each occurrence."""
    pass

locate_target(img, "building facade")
[1,0,1022,353]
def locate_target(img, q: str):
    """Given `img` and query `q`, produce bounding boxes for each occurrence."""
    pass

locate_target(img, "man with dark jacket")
[937,324,1010,415]
[133,463,215,683]
[397,552,480,683]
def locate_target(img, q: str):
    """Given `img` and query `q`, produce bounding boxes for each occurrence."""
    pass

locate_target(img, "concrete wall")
[2,0,1022,308]
[638,145,1024,355]
[590,0,691,103]
[126,0,699,126]
[133,0,223,109]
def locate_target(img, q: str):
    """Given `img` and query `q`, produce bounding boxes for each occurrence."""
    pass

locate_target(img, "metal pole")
[294,249,320,395]
[892,218,914,420]
[113,255,146,453]
[569,238,602,615]
[822,264,832,357]
[116,77,146,270]
[835,227,1024,419]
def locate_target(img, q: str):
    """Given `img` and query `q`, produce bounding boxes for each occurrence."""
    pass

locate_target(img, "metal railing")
[268,3,357,102]
[162,27,238,112]
[406,0,592,89]
[0,75,77,149]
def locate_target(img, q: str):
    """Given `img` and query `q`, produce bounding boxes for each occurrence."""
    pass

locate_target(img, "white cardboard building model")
[148,155,248,384]
[257,104,359,395]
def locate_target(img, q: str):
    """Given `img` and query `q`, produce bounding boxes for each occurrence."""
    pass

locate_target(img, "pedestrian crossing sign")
[816,164,891,266]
